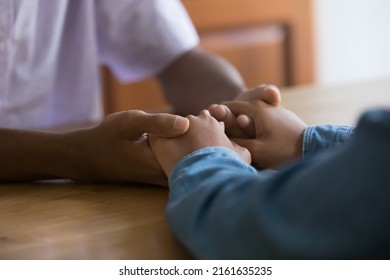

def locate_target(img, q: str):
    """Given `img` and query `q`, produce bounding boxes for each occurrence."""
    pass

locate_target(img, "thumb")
[127,111,190,138]
[236,84,281,106]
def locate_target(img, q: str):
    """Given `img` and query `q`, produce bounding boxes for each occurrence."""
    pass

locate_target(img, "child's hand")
[148,110,251,177]
[208,84,281,138]
[222,99,307,169]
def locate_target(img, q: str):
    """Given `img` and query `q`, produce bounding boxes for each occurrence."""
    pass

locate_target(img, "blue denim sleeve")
[167,109,390,259]
[169,147,258,199]
[303,125,355,158]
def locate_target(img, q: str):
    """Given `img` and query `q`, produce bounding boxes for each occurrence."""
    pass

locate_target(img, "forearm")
[158,48,246,115]
[0,128,84,182]
[167,147,263,259]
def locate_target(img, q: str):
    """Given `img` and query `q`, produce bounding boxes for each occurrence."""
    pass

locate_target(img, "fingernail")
[218,105,228,118]
[172,116,189,133]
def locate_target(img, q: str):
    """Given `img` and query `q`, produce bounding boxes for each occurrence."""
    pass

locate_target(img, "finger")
[236,114,255,138]
[208,104,227,120]
[236,114,251,127]
[147,134,175,177]
[209,104,248,138]
[236,84,281,106]
[128,111,190,138]
[231,141,251,164]
[222,101,256,118]
[199,109,211,117]
[147,133,158,146]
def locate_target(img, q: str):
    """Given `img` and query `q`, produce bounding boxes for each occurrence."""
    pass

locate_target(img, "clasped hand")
[82,85,306,185]
[149,85,307,178]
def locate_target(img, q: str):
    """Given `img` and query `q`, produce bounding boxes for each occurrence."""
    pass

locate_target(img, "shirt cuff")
[169,146,257,188]
[303,125,355,159]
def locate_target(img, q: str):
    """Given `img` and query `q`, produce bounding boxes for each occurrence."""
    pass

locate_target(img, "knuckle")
[125,110,145,121]
[186,114,197,121]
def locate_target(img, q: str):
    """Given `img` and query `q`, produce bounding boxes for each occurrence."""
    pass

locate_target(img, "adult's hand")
[0,110,189,185]
[61,110,190,185]
[41,110,188,185]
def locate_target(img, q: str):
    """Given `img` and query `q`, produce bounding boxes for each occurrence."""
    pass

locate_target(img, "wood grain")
[0,182,191,259]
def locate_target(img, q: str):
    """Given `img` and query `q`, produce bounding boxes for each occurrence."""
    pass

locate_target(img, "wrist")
[32,130,85,181]
[0,128,79,181]
[53,128,96,182]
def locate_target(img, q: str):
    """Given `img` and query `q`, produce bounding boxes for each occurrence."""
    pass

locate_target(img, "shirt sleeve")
[95,0,199,82]
[302,125,355,159]
[167,109,390,259]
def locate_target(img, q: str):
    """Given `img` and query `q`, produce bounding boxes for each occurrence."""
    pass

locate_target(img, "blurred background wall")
[314,0,390,86]
[102,0,390,113]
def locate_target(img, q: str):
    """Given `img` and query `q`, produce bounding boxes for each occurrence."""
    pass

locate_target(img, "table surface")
[1,78,390,259]
[281,78,390,125]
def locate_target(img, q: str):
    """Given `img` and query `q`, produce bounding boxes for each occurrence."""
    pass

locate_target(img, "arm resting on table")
[167,110,390,259]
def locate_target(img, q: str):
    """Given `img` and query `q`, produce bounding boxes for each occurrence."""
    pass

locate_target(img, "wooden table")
[1,78,390,259]
[282,78,390,125]
[0,182,191,259]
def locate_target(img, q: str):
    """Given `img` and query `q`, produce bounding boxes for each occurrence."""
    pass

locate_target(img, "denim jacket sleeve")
[166,110,390,259]
[303,125,355,158]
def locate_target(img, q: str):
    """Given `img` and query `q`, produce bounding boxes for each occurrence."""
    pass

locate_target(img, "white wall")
[314,0,390,85]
